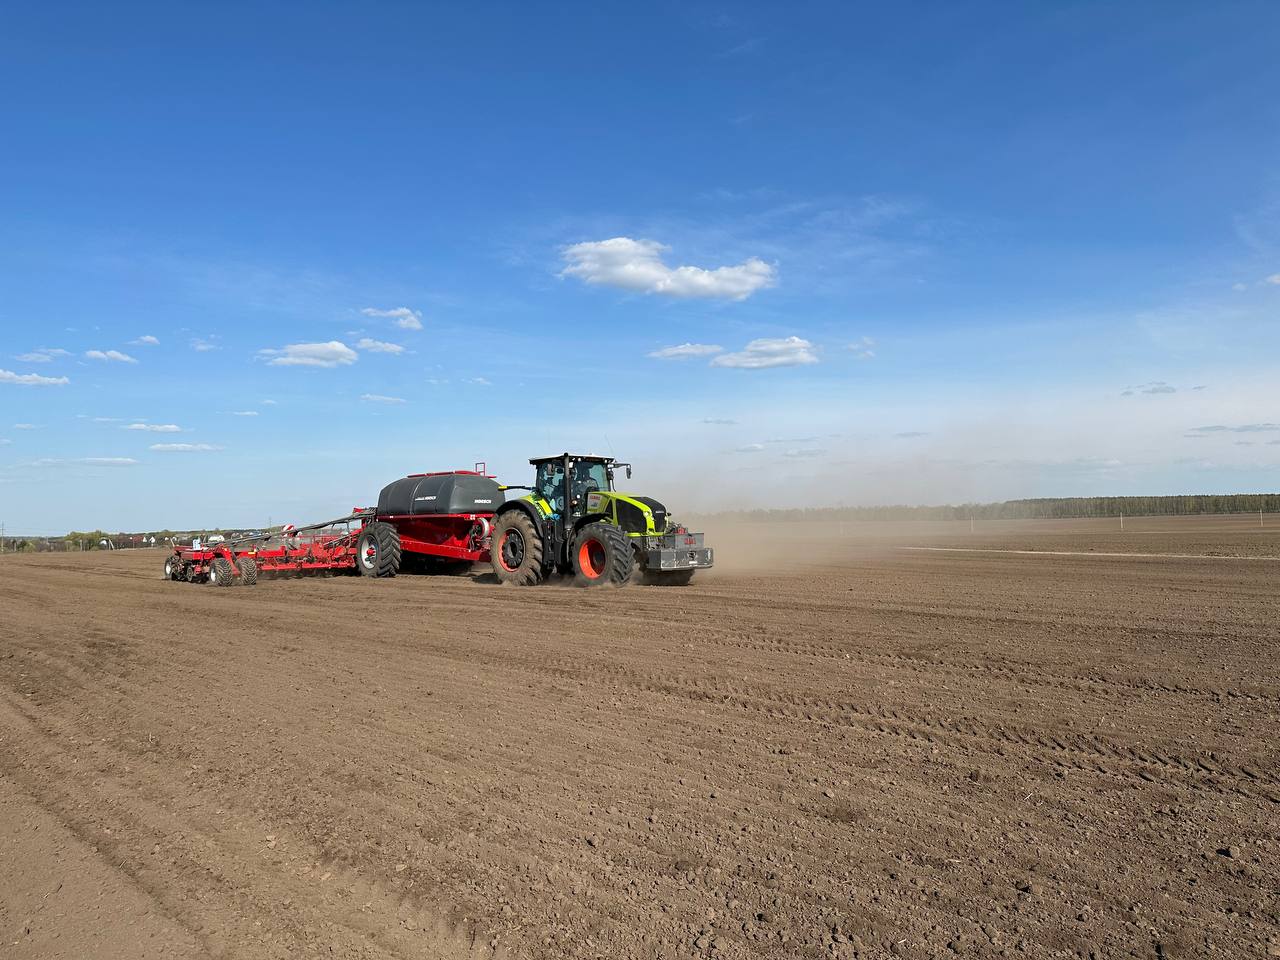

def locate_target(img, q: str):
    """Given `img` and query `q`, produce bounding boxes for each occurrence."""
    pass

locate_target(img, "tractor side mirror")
[626,465,632,479]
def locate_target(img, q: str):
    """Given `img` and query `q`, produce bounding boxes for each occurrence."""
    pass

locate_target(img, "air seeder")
[164,455,712,587]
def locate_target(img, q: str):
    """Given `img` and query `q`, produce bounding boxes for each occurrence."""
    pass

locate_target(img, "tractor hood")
[600,492,669,535]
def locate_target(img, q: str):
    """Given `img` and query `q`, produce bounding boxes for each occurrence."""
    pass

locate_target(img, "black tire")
[209,556,236,587]
[163,555,178,580]
[238,557,259,585]
[356,521,401,578]
[572,523,634,587]
[491,510,544,586]
[642,569,695,587]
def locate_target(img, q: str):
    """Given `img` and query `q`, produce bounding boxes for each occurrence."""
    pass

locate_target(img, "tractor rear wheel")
[572,523,634,587]
[163,555,178,580]
[642,569,695,587]
[357,522,402,577]
[209,556,236,587]
[491,511,544,585]
[238,557,259,585]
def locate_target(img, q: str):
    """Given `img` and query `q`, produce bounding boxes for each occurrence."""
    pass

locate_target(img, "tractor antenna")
[604,433,616,458]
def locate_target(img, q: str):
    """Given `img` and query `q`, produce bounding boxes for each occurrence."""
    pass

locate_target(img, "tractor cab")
[530,454,629,519]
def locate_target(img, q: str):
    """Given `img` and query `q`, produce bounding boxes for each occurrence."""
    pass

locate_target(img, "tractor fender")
[494,499,543,528]
[570,513,611,540]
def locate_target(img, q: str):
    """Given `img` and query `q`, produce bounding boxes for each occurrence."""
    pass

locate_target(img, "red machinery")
[164,467,501,587]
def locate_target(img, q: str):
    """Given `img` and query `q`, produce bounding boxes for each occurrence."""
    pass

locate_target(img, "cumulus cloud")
[15,348,70,363]
[356,338,405,354]
[13,423,37,430]
[191,337,219,352]
[363,306,423,330]
[648,342,724,360]
[258,341,358,368]
[150,443,223,452]
[125,423,182,433]
[1266,274,1280,285]
[0,369,69,386]
[710,336,818,369]
[734,443,765,453]
[231,410,258,416]
[360,394,406,404]
[561,237,775,300]
[85,349,138,363]
[131,335,159,345]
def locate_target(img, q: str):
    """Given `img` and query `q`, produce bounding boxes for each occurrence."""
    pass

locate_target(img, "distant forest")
[703,493,1280,523]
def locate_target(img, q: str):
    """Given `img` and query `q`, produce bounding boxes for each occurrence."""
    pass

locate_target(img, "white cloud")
[0,369,69,386]
[15,348,70,363]
[261,399,277,405]
[360,394,406,404]
[1232,282,1248,292]
[849,336,876,359]
[648,342,724,360]
[258,341,358,368]
[125,423,182,433]
[13,423,37,430]
[85,349,138,363]
[710,336,819,369]
[362,306,423,330]
[734,443,765,453]
[356,338,405,354]
[561,237,775,300]
[131,335,160,345]
[702,417,737,425]
[0,439,9,445]
[231,410,258,416]
[782,447,825,458]
[191,337,219,352]
[465,377,492,386]
[150,443,223,452]
[27,457,137,468]
[1266,274,1280,285]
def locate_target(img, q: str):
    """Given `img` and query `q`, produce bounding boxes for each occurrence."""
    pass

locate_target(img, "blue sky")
[3,2,1280,533]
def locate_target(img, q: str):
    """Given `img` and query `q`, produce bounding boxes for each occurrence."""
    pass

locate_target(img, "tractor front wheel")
[491,511,544,586]
[163,555,178,580]
[357,522,402,578]
[572,523,634,587]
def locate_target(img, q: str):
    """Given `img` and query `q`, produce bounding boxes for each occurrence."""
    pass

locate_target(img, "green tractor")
[490,453,713,587]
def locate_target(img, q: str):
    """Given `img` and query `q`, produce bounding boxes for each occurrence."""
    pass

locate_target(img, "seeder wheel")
[356,522,402,578]
[238,557,259,586]
[208,556,236,587]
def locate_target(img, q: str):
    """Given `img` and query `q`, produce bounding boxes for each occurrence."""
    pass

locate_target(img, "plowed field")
[2,517,1278,959]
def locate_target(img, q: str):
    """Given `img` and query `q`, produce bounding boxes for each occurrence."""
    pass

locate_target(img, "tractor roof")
[528,452,615,465]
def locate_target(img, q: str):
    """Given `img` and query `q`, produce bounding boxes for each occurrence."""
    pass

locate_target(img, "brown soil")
[2,519,1278,959]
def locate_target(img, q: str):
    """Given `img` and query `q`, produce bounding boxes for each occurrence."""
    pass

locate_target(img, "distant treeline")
[700,493,1280,524]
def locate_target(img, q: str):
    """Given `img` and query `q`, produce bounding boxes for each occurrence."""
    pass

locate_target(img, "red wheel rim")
[578,538,606,578]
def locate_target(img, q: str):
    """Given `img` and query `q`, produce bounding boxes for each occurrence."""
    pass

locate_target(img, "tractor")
[489,453,713,587]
